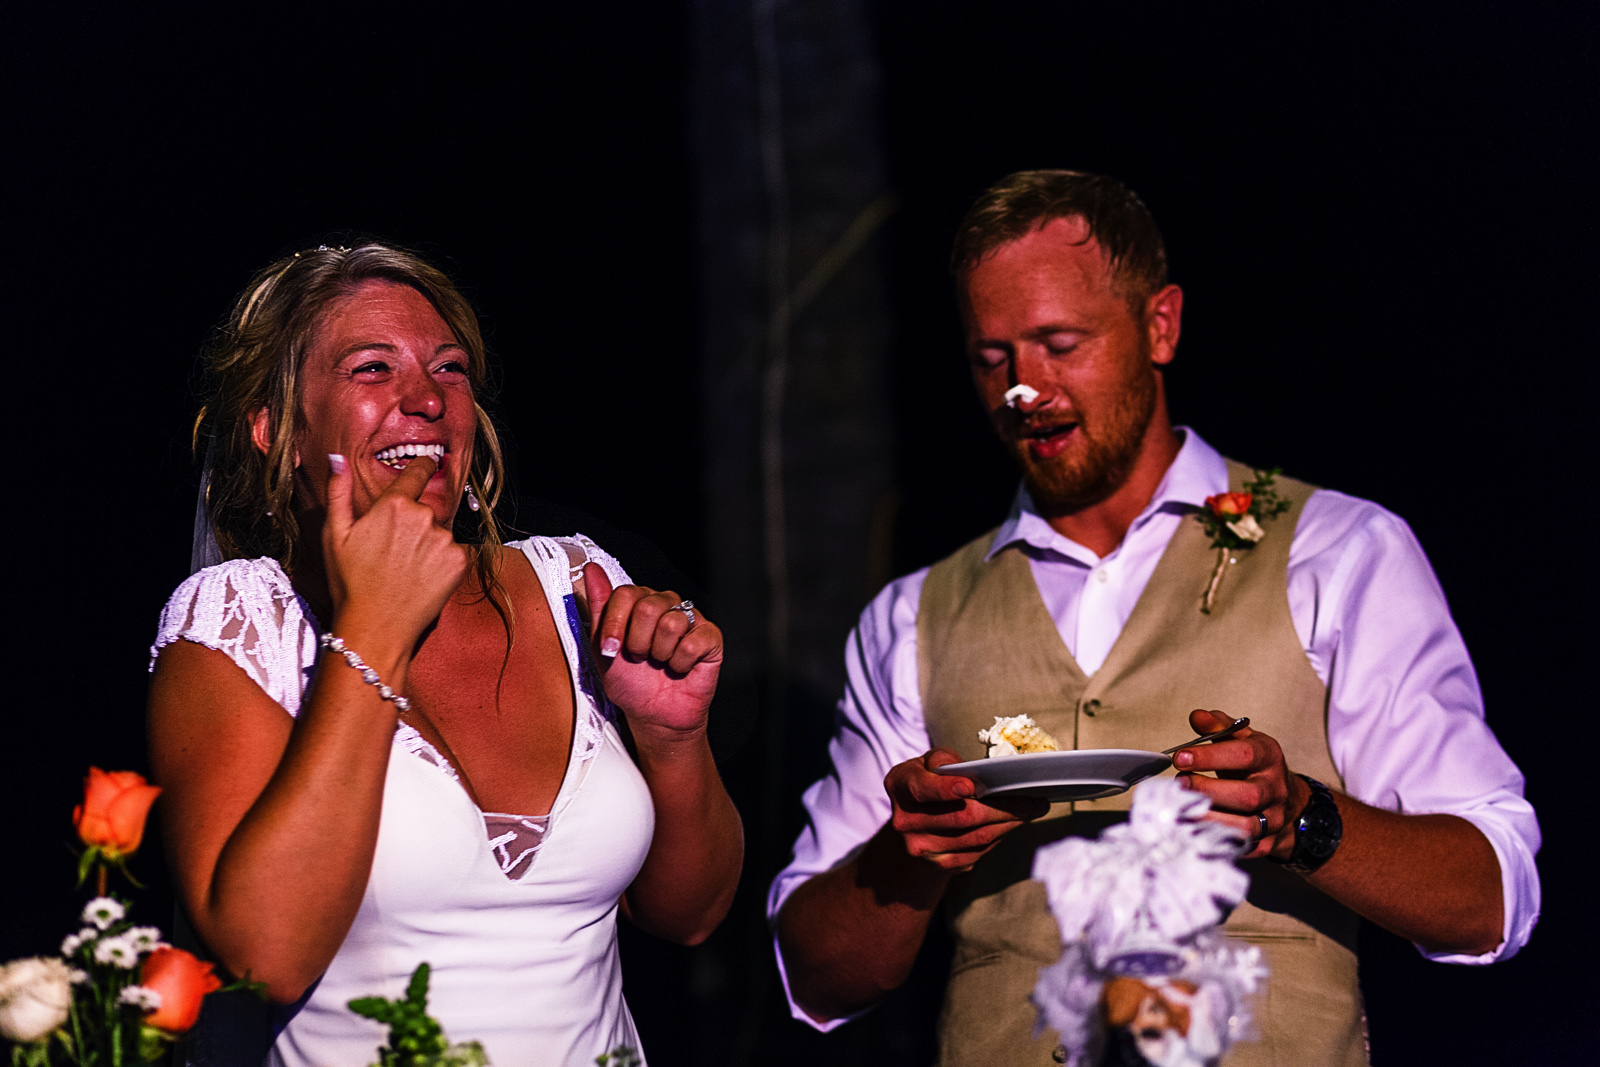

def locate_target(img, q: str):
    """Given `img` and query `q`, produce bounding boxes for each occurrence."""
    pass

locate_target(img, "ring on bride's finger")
[667,599,696,629]
[1255,813,1269,839]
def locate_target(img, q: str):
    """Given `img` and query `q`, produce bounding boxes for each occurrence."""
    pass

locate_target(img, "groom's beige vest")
[918,462,1366,1066]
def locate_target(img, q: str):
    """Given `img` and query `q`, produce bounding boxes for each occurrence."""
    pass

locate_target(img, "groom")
[767,170,1539,1065]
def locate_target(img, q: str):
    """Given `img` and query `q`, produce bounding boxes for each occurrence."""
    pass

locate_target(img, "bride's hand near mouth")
[320,451,468,675]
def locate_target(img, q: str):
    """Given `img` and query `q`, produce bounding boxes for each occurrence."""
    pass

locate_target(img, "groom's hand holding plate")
[885,748,1051,872]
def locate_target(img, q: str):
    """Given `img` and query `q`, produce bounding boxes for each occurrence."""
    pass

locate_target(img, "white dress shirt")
[768,429,1541,1030]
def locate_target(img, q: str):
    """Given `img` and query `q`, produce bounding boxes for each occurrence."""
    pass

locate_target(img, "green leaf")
[348,997,394,1022]
[443,1041,489,1066]
[219,975,268,999]
[405,964,431,1007]
[14,1041,56,1067]
[137,1024,173,1063]
[77,846,100,888]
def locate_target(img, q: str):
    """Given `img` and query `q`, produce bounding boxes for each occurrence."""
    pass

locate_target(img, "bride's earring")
[465,484,480,512]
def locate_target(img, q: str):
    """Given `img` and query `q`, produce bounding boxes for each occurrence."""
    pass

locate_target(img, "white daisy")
[92,936,139,970]
[118,986,163,1012]
[125,927,165,953]
[60,927,98,956]
[81,898,125,931]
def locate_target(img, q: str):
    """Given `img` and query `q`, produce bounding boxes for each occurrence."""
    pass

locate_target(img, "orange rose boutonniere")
[1197,469,1292,613]
[1206,491,1252,518]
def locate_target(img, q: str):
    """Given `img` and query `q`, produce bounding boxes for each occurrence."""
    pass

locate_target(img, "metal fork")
[1161,716,1250,756]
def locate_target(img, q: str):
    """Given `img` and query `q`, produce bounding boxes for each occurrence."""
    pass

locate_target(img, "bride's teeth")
[375,443,444,467]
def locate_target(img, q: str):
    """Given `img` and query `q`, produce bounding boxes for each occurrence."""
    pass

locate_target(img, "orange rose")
[1205,491,1252,518]
[139,947,221,1034]
[73,768,162,860]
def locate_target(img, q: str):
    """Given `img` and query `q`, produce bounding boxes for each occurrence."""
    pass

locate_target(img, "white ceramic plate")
[933,749,1172,802]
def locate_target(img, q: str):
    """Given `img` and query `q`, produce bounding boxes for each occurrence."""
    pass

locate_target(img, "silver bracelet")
[318,633,412,713]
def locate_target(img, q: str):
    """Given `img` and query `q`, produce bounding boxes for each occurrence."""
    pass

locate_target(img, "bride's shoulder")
[162,557,294,614]
[501,534,631,588]
[150,557,306,681]
[497,536,633,624]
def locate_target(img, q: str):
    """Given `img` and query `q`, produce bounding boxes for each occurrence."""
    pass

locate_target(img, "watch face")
[1301,807,1340,860]
[1277,777,1342,873]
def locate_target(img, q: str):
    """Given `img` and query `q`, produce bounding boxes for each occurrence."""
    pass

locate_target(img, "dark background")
[4,2,1594,1063]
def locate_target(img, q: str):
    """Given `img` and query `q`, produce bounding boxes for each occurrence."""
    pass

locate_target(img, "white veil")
[190,452,223,574]
[178,446,281,1065]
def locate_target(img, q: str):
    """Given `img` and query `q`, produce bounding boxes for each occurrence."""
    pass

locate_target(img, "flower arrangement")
[346,963,635,1067]
[1196,468,1292,613]
[344,957,648,1067]
[1,769,253,1067]
[347,964,488,1067]
[1030,780,1267,1067]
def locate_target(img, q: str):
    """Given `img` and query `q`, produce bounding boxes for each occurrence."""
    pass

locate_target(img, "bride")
[147,243,741,1066]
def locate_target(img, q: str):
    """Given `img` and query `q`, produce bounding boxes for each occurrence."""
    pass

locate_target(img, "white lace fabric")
[484,813,550,881]
[149,559,320,716]
[149,536,632,882]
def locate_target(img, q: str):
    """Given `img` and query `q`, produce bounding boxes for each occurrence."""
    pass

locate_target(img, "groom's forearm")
[777,822,954,1022]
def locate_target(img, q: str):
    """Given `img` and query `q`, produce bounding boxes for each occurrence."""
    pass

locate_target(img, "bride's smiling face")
[264,280,477,527]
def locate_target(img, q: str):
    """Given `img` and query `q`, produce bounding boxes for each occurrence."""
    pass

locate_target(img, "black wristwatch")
[1275,774,1342,874]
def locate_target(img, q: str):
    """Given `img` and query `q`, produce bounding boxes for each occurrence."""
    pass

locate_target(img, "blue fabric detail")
[564,593,618,724]
[270,976,318,1040]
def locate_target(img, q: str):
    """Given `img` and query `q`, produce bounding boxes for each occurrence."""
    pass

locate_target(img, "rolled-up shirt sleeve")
[1292,491,1541,963]
[766,569,932,1029]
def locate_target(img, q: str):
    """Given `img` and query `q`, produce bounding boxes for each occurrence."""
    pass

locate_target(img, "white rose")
[0,957,75,1043]
[1225,514,1266,543]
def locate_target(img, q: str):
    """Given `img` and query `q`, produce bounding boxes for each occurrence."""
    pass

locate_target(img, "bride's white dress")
[151,536,654,1067]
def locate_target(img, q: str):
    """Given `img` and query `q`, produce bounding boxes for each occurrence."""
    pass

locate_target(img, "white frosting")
[977,714,1057,758]
[1003,383,1040,407]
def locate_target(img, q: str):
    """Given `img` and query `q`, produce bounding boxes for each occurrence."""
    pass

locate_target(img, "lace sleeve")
[148,558,318,717]
[557,534,632,591]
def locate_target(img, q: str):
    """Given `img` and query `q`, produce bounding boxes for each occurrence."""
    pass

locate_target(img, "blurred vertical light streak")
[750,3,793,1057]
[755,0,792,688]
[691,0,895,1055]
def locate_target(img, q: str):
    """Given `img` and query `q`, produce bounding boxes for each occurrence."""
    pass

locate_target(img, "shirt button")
[1095,569,1109,583]
[1082,698,1101,716]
